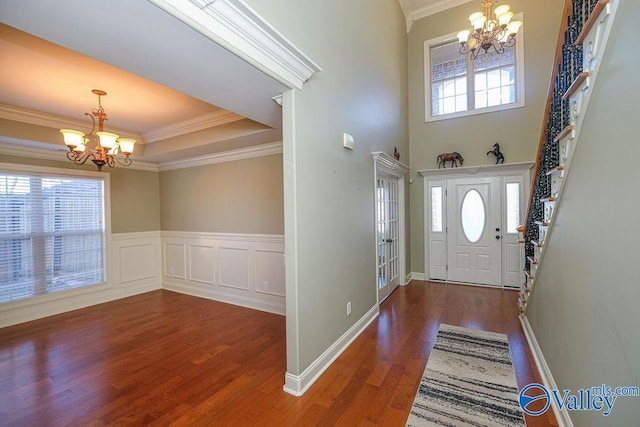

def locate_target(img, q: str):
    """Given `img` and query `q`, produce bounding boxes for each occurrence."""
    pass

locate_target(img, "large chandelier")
[60,89,136,171]
[456,1,522,60]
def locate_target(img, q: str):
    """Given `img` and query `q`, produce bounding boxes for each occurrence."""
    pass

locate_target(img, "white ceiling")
[0,0,288,166]
[0,24,234,137]
[399,0,474,25]
[0,0,468,167]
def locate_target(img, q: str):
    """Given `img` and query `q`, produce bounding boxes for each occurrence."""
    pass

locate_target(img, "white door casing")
[373,152,408,303]
[421,163,532,288]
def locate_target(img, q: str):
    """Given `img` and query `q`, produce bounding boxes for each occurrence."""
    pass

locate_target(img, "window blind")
[0,171,106,303]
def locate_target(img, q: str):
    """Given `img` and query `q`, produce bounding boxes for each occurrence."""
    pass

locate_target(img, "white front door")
[376,176,399,303]
[447,177,502,286]
[424,164,530,288]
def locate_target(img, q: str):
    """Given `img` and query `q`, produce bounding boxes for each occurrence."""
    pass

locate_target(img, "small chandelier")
[456,0,522,60]
[60,89,136,171]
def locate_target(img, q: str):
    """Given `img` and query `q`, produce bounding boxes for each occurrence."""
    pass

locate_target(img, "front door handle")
[495,235,501,240]
[386,238,393,243]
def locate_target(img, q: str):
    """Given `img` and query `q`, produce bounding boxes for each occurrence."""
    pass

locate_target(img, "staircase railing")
[518,0,613,314]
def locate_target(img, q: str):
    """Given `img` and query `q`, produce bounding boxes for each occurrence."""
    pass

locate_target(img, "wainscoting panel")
[162,232,285,315]
[255,249,286,297]
[188,244,215,285]
[219,247,250,290]
[119,244,158,284]
[164,242,186,279]
[112,232,162,290]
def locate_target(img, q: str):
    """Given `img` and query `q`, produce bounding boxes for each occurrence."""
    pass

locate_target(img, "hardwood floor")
[0,281,557,426]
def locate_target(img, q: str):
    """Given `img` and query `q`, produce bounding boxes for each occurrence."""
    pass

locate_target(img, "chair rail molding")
[148,0,322,90]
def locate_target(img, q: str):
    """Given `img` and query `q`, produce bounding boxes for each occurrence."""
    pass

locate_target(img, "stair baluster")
[518,0,612,314]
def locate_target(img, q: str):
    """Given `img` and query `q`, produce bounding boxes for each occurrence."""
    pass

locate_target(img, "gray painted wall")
[246,0,409,374]
[407,0,563,274]
[527,2,640,425]
[0,151,284,235]
[160,154,284,234]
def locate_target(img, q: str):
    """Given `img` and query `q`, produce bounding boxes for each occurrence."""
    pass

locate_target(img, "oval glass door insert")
[461,189,485,243]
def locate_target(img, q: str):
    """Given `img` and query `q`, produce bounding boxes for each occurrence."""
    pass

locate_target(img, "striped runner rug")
[406,324,526,426]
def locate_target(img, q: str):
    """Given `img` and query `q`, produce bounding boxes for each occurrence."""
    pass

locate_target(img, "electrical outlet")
[346,301,352,316]
[263,280,269,290]
[169,266,175,275]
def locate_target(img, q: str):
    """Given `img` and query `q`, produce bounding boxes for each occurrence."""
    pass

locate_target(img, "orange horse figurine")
[437,152,464,168]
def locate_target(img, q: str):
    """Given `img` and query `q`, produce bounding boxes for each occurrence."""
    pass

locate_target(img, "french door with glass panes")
[426,170,527,288]
[376,176,399,302]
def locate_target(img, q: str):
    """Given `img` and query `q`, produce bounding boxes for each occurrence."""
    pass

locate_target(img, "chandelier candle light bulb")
[60,89,136,171]
[498,11,513,27]
[60,129,85,150]
[456,0,522,60]
[117,138,136,155]
[96,132,118,151]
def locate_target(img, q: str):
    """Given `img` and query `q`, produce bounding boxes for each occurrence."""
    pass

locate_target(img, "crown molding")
[0,139,159,172]
[0,104,249,145]
[0,137,283,173]
[412,0,475,22]
[396,0,413,33]
[148,0,321,90]
[157,141,282,171]
[143,110,245,143]
[0,104,140,140]
[406,13,414,33]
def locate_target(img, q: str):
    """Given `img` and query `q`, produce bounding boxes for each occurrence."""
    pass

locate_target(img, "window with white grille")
[424,15,524,122]
[0,165,107,303]
[430,42,469,116]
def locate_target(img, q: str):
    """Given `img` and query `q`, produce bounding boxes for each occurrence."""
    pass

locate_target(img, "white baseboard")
[408,272,426,281]
[0,281,160,328]
[283,304,379,396]
[163,281,284,315]
[520,315,574,427]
